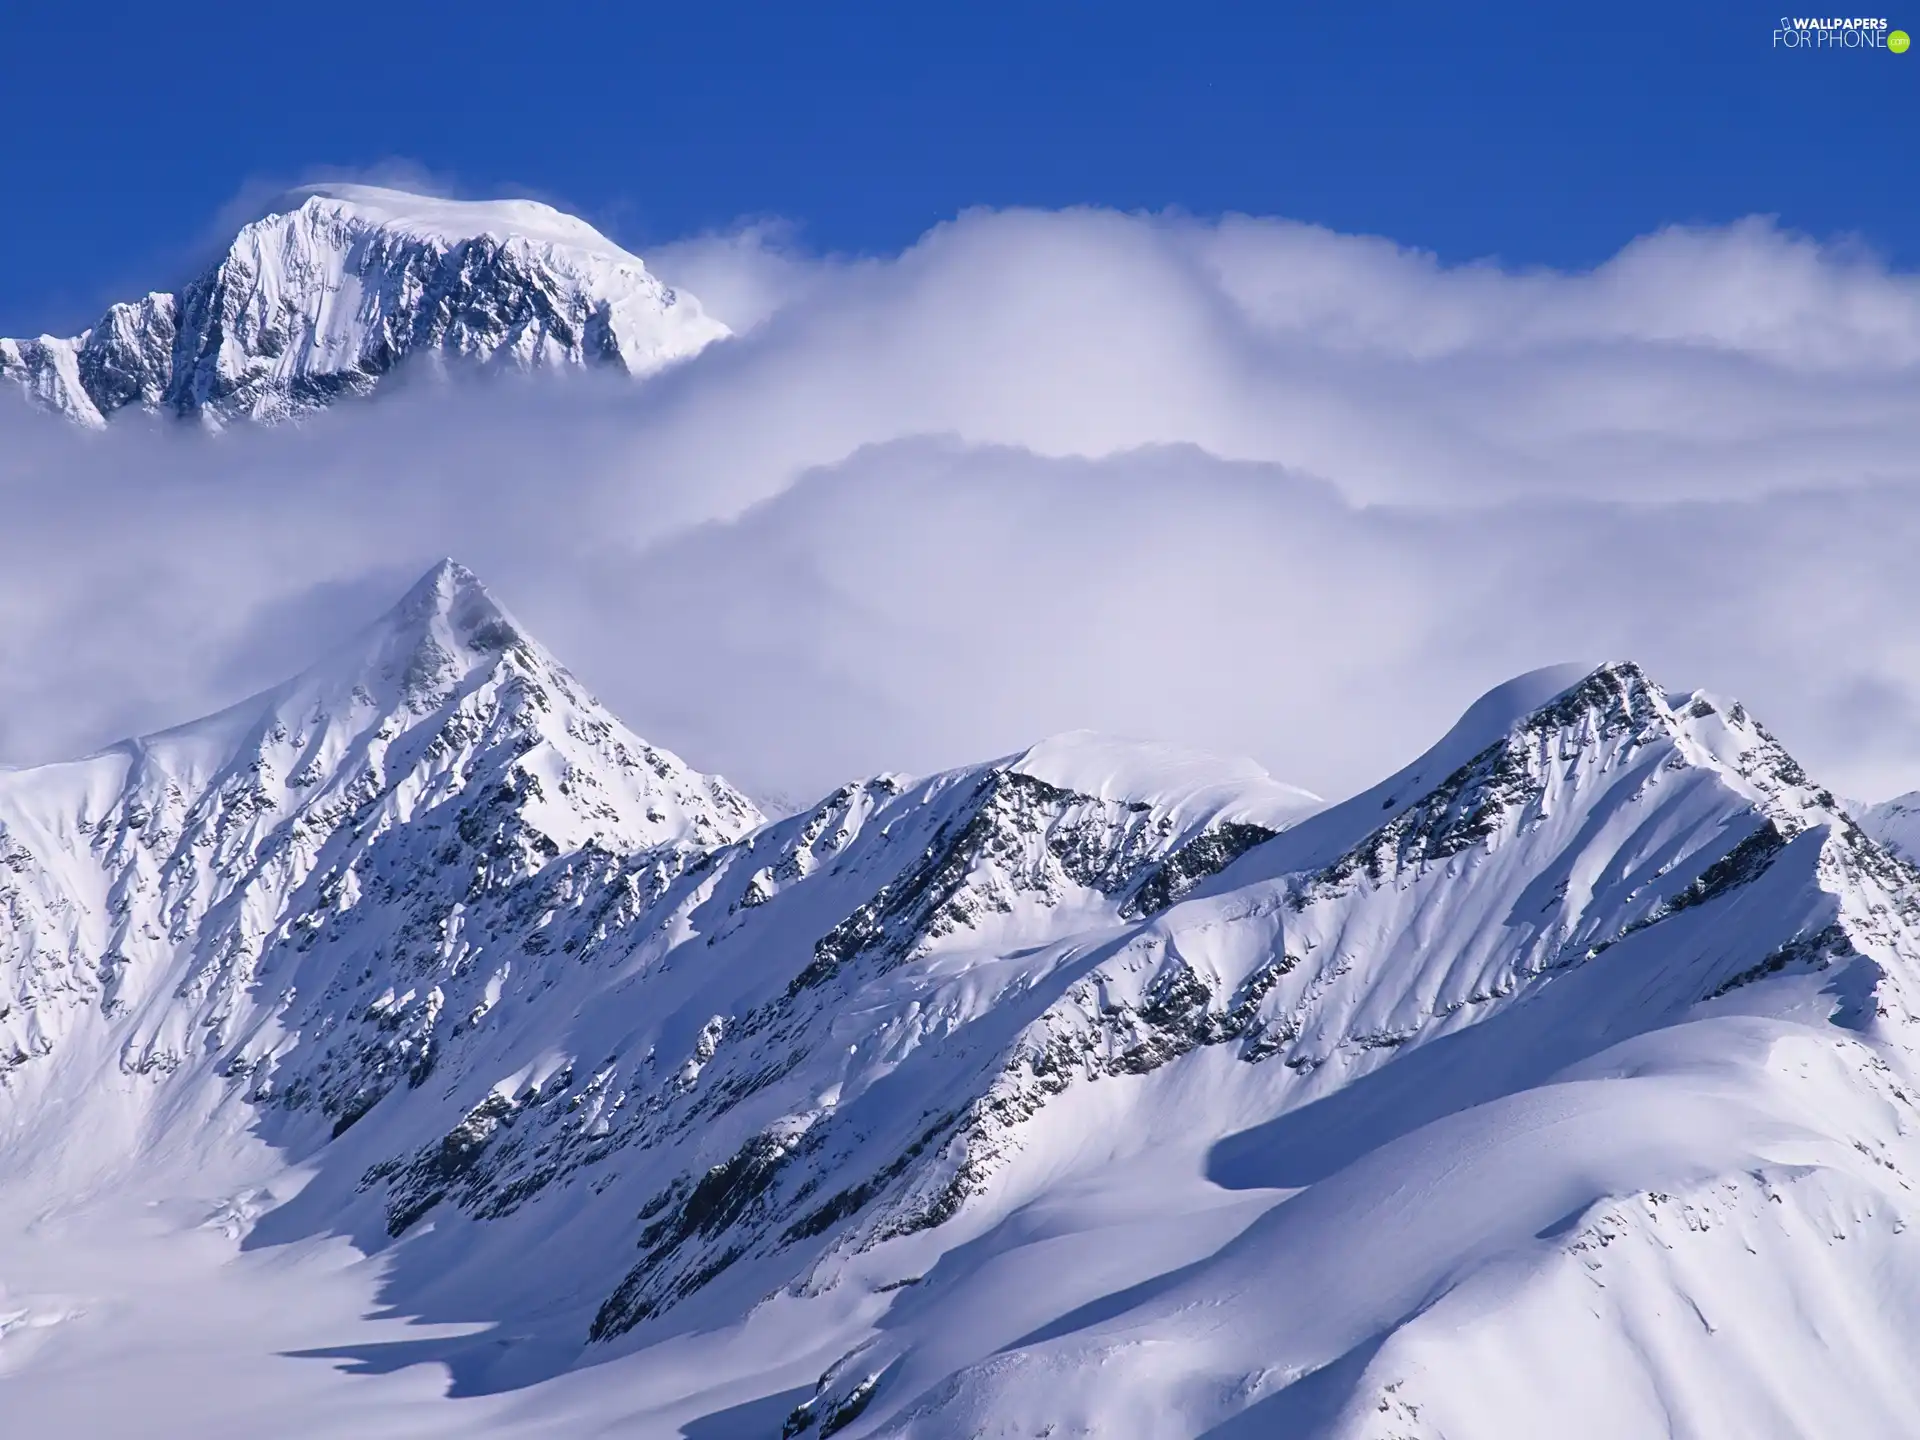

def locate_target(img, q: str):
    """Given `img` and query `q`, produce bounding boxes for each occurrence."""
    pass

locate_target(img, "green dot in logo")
[1892,28,1912,52]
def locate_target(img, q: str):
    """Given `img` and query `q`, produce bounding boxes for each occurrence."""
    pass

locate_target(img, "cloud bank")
[4,207,1919,808]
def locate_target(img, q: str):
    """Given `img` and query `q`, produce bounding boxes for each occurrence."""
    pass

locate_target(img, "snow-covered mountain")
[9,565,1920,1437]
[0,186,725,426]
[1860,789,1920,866]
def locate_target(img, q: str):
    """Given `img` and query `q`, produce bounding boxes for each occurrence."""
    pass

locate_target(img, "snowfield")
[6,561,1920,1437]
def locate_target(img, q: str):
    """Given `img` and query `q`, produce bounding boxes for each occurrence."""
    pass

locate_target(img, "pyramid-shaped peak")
[399,556,492,613]
[216,559,546,731]
[386,558,525,657]
[96,556,761,851]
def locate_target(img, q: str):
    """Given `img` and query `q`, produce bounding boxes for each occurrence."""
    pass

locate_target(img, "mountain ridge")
[7,563,1920,1437]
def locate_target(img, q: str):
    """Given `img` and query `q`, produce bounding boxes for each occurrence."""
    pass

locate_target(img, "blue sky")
[1,0,1913,335]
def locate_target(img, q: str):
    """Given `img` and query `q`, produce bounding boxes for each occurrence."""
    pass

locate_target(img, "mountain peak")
[388,557,522,656]
[1256,658,1838,892]
[275,558,535,726]
[1,186,727,426]
[97,560,763,866]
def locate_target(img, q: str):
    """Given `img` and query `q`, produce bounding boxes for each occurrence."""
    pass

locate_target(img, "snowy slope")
[0,186,725,426]
[8,576,1920,1438]
[0,559,761,1176]
[1860,789,1920,865]
[764,664,1920,1437]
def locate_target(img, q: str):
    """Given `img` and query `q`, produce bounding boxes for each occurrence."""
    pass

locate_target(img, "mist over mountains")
[9,553,1920,1435]
[9,186,1920,1438]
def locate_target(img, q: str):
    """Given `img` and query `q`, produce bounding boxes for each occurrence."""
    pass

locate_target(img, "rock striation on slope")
[0,186,725,426]
[8,572,1920,1436]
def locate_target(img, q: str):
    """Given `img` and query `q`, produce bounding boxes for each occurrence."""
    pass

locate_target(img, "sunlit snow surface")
[7,571,1920,1438]
[0,185,725,426]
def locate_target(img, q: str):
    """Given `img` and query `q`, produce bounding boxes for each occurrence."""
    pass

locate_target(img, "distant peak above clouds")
[0,187,727,427]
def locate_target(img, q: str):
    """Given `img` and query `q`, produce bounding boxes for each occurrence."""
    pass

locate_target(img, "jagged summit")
[341,556,527,698]
[142,558,757,850]
[0,187,727,427]
[1259,659,1833,879]
[127,558,533,757]
[390,554,511,633]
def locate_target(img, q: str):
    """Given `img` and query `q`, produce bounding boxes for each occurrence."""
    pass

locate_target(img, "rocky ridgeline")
[5,579,1920,1429]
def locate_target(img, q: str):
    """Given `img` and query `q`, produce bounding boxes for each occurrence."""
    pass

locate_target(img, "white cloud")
[4,207,1919,810]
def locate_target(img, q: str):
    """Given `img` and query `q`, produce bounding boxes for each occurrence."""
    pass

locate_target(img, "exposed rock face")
[0,186,726,426]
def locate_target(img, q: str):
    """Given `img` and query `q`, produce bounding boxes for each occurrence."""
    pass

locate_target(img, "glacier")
[0,186,726,427]
[4,562,1920,1436]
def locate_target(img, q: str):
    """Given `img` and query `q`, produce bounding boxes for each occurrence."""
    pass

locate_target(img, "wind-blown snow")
[1009,730,1322,830]
[291,184,647,253]
[7,563,1920,1437]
